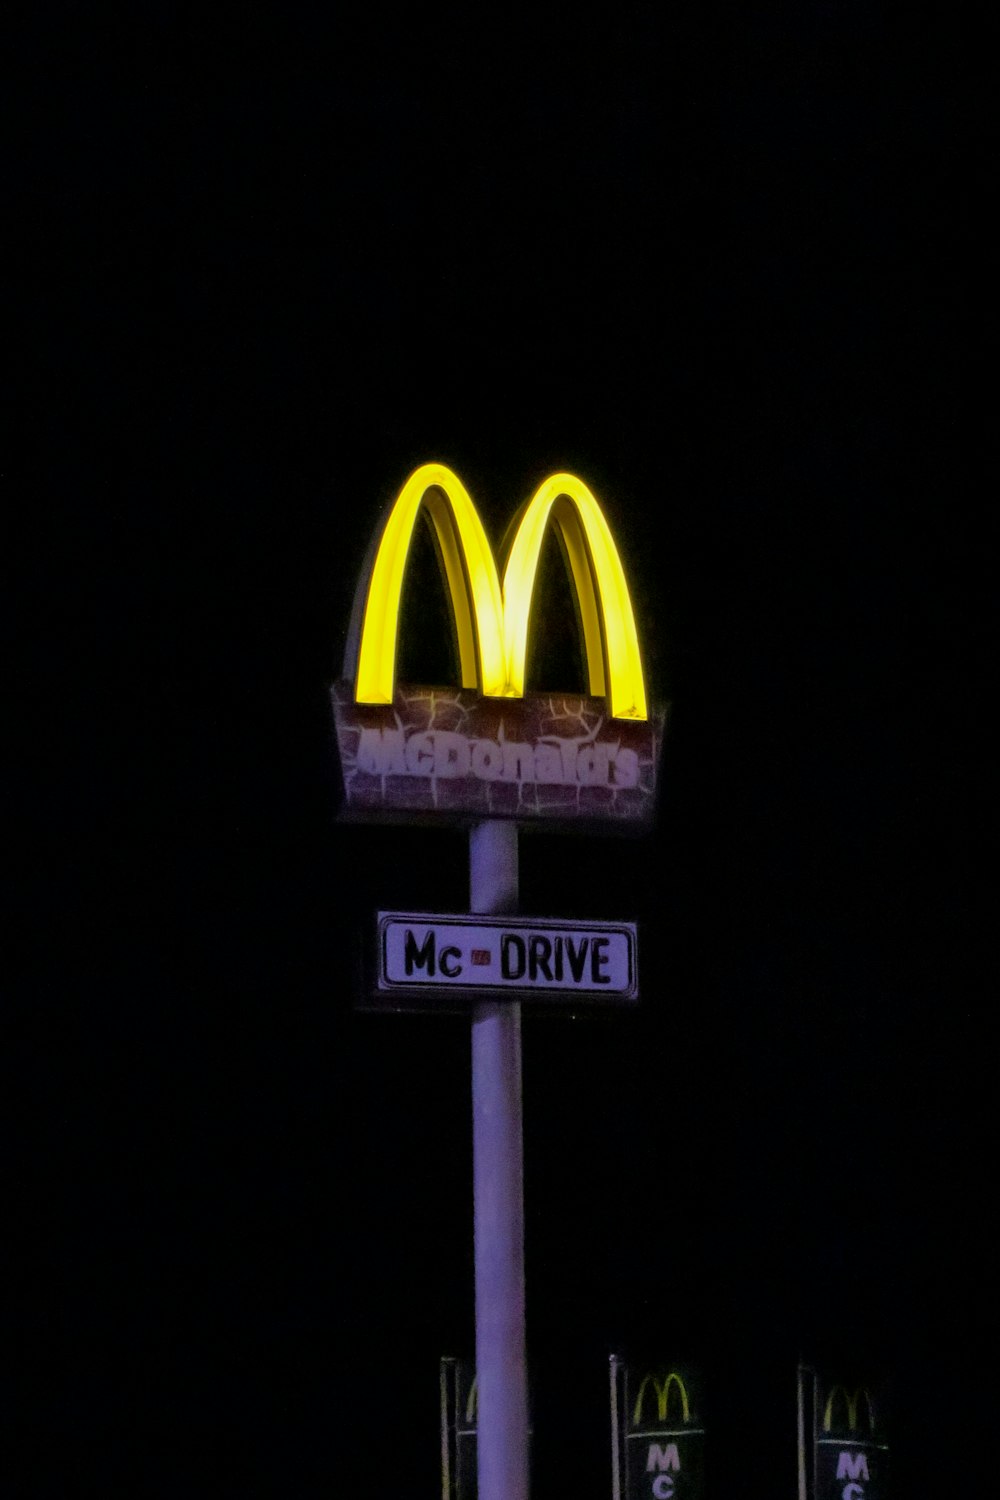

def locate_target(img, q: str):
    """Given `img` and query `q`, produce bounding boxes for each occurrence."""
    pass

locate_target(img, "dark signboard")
[611,1357,706,1500]
[812,1371,889,1500]
[440,1358,480,1500]
[440,1358,534,1499]
[332,683,664,828]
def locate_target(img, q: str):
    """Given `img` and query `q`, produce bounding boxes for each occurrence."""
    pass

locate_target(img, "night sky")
[15,6,975,1497]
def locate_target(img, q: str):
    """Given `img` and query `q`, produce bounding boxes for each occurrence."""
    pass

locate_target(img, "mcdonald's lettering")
[333,465,665,827]
[837,1452,870,1482]
[647,1441,681,1493]
[403,929,462,979]
[838,1455,868,1500]
[647,1443,681,1472]
[355,725,641,790]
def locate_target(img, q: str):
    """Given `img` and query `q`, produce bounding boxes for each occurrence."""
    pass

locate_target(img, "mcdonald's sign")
[611,1357,705,1500]
[332,464,666,826]
[440,1358,481,1500]
[810,1370,889,1500]
[439,1357,534,1500]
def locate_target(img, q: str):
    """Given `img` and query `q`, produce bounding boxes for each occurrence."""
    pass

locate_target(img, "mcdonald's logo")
[813,1377,887,1499]
[632,1372,692,1427]
[617,1360,705,1500]
[334,464,665,826]
[347,463,647,721]
[822,1386,876,1435]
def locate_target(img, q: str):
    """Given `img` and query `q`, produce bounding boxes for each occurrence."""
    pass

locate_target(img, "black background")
[13,5,976,1496]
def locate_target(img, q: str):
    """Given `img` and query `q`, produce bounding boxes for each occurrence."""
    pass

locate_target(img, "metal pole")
[470,819,529,1500]
[609,1355,622,1500]
[796,1363,808,1500]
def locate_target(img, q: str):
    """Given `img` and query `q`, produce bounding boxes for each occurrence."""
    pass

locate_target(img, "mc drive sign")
[375,912,638,1007]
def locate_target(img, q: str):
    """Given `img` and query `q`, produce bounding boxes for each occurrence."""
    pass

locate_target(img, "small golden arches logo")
[632,1371,692,1426]
[823,1385,876,1433]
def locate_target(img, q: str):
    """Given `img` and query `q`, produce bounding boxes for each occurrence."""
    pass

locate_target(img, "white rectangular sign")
[376,911,638,1001]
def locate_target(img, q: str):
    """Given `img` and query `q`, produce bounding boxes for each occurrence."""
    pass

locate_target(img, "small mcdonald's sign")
[611,1356,706,1500]
[807,1368,890,1500]
[440,1357,534,1500]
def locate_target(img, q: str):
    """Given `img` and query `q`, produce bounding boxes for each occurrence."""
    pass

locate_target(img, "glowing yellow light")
[503,474,647,720]
[355,463,505,704]
[353,465,648,721]
[632,1371,691,1425]
[823,1387,874,1433]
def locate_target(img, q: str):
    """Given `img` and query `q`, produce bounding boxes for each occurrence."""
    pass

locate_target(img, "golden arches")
[353,463,648,721]
[823,1386,875,1433]
[632,1371,691,1426]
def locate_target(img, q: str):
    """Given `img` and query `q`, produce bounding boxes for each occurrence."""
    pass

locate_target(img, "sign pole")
[470,819,529,1500]
[797,1363,808,1500]
[336,463,661,1500]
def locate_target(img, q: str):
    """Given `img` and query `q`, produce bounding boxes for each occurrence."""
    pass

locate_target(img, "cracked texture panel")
[331,682,665,828]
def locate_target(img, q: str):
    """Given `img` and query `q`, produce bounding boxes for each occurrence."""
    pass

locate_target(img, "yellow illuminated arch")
[354,463,506,704]
[632,1371,691,1425]
[503,474,647,720]
[353,464,648,721]
[823,1387,874,1432]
